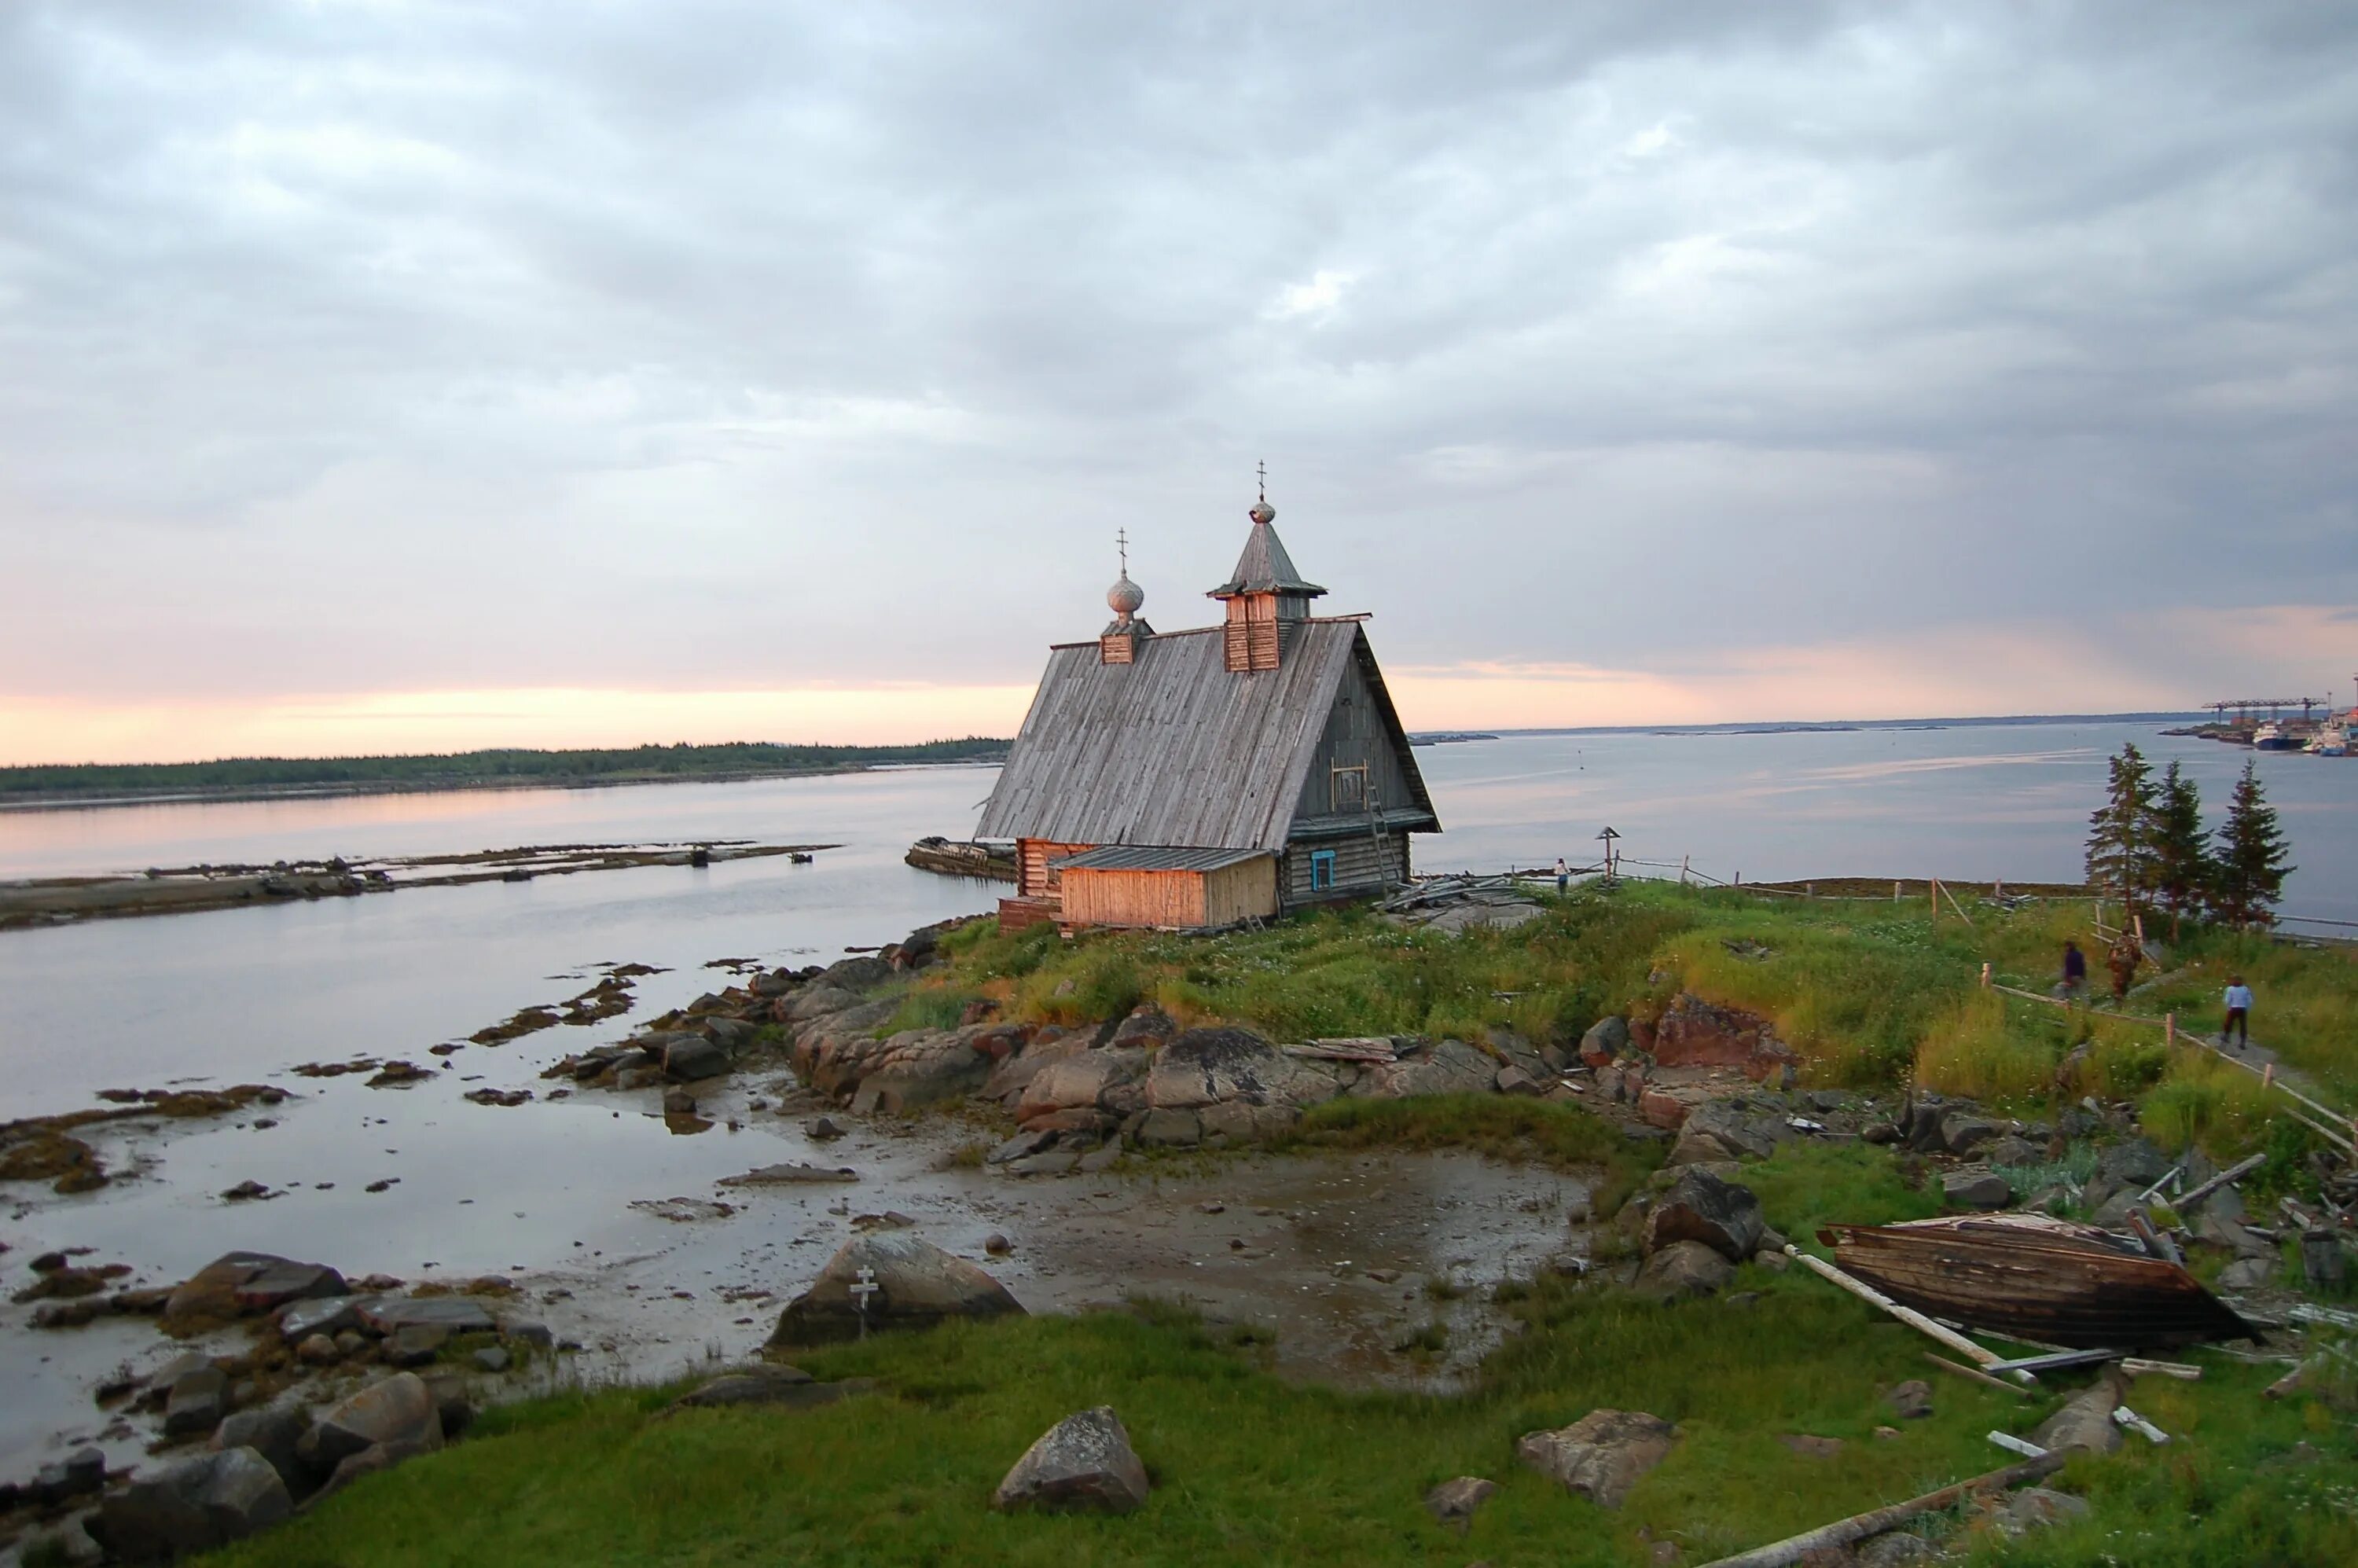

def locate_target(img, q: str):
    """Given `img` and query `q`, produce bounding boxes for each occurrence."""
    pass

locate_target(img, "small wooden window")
[1330,765,1368,812]
[1311,850,1336,891]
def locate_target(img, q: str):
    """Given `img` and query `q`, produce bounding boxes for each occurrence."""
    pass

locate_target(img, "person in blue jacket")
[2221,975,2253,1051]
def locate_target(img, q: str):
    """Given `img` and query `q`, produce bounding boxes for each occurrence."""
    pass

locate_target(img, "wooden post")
[1783,1247,2033,1382]
[2261,1063,2275,1091]
[1981,962,1992,988]
[2165,1012,2176,1049]
[1930,877,1940,917]
[1680,854,1690,886]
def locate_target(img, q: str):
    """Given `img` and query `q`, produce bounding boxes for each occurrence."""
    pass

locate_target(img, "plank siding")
[1060,868,1207,928]
[1059,854,1278,930]
[1203,855,1280,926]
[1280,832,1407,907]
[1291,650,1421,824]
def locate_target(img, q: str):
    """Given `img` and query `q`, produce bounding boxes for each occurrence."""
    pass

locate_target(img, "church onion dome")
[1107,572,1145,618]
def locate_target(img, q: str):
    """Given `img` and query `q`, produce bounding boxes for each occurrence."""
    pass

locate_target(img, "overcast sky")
[4,1,2355,763]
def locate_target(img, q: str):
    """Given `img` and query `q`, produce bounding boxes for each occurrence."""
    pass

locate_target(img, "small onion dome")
[1247,498,1276,526]
[1107,572,1145,616]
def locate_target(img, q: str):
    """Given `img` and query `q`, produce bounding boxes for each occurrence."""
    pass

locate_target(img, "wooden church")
[977,483,1438,932]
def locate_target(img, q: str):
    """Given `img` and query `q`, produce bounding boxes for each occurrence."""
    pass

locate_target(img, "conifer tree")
[2209,758,2294,930]
[2148,760,2210,938]
[2084,743,2159,916]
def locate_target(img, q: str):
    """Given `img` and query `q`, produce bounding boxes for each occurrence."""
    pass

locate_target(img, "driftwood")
[2121,1357,2202,1381]
[2171,1153,2266,1214]
[1693,1454,2065,1568]
[1923,1352,2033,1397]
[1783,1247,2036,1383]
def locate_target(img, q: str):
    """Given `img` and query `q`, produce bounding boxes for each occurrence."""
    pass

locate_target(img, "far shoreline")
[0,757,1007,815]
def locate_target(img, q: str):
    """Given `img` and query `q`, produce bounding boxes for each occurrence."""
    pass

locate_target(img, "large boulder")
[1516,1409,1677,1509]
[212,1404,314,1499]
[1667,1098,1794,1164]
[1636,1240,1735,1301]
[296,1373,445,1472]
[1943,1171,2013,1210]
[1579,1015,1629,1067]
[663,1035,732,1081]
[983,1035,1087,1103]
[991,1406,1151,1515]
[1642,1167,1765,1263]
[163,1252,346,1328]
[769,1232,1024,1346]
[357,1296,497,1335]
[163,1366,230,1438]
[88,1448,292,1562]
[1357,1037,1499,1100]
[817,955,894,993]
[1144,1028,1335,1110]
[1647,995,1799,1081]
[784,985,865,1023]
[1020,1047,1151,1122]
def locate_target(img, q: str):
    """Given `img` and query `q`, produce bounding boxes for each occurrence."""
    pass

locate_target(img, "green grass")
[914,887,2358,1126]
[201,1179,2358,1567]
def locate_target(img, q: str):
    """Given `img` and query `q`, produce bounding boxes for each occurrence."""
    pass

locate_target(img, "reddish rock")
[1637,1089,1691,1129]
[1647,995,1798,1081]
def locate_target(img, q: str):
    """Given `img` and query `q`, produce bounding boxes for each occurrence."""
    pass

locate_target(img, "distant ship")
[2308,717,2349,757]
[2253,721,2298,751]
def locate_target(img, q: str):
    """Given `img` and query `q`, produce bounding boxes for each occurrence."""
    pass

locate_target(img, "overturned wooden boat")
[1818,1214,2258,1350]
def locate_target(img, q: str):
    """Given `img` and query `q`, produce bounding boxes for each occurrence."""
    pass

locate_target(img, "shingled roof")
[1208,520,1326,599]
[974,619,1432,852]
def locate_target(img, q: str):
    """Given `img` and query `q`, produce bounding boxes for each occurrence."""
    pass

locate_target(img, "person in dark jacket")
[2060,941,2088,1002]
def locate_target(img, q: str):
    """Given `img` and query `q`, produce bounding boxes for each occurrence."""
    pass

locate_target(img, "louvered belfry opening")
[1223,594,1281,671]
[1210,490,1324,674]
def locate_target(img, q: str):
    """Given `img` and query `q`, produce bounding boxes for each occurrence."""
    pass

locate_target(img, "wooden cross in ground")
[850,1265,880,1338]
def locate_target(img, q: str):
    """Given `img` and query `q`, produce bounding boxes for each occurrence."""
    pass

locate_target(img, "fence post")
[1893,880,1902,902]
[2262,1063,2275,1092]
[1981,962,1991,989]
[2165,1012,2176,1050]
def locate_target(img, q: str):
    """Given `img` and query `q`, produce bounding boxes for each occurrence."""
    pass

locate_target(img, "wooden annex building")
[976,486,1438,932]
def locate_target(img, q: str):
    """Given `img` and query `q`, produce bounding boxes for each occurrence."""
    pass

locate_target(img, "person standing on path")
[1554,857,1570,895]
[2106,931,2142,1003]
[2221,975,2253,1051]
[2061,941,2088,1002]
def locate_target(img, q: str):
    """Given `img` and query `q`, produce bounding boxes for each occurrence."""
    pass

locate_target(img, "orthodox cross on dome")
[1251,461,1273,525]
[1117,527,1129,575]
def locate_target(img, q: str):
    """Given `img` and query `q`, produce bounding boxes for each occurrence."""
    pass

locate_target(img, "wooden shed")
[975,485,1439,932]
[1051,846,1280,930]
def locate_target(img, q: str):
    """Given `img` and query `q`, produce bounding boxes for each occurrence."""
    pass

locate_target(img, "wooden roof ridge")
[1047,612,1370,651]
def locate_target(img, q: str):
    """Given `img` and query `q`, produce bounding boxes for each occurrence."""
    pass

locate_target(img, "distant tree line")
[0,739,1011,797]
[2084,743,2294,933]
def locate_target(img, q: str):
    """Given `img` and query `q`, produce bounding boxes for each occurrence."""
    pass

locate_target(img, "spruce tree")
[2084,743,2159,916]
[2149,760,2210,938]
[2210,758,2294,930]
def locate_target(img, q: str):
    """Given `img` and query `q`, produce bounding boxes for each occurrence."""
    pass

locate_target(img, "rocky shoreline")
[0,841,836,932]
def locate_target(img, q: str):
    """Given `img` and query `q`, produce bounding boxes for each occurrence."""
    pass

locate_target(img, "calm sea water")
[2,723,2350,1101]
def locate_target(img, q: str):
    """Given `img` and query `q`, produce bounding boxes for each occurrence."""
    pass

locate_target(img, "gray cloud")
[2,1,2353,713]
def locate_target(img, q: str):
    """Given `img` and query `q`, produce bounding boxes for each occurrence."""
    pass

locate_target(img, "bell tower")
[1207,465,1324,672]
